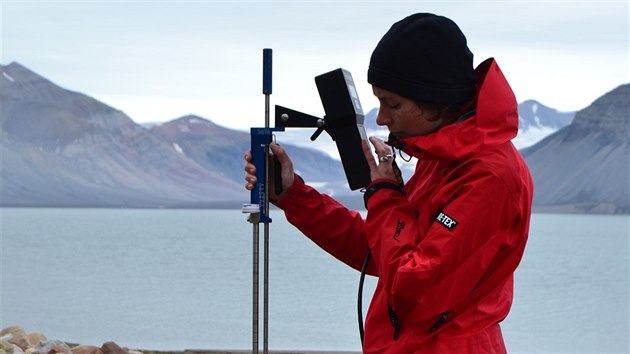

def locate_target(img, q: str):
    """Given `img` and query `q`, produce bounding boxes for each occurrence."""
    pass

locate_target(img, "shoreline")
[0,326,360,354]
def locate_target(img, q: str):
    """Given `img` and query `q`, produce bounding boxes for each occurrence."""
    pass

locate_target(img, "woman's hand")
[244,143,295,200]
[362,136,398,182]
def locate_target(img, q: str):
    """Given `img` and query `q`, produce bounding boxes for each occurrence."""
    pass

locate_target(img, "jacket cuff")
[272,174,305,208]
[363,179,405,209]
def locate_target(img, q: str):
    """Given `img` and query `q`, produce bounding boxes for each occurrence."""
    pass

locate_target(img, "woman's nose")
[376,110,391,126]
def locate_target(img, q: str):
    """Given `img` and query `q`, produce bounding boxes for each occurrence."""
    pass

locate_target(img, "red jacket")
[275,58,533,353]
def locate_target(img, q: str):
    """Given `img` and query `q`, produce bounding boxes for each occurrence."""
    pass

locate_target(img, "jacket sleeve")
[274,175,373,273]
[364,168,527,323]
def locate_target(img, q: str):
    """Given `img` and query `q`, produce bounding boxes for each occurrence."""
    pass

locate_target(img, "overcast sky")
[2,1,628,130]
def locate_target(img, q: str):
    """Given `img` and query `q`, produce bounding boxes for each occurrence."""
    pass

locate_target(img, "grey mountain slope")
[521,84,629,214]
[150,115,352,196]
[513,100,575,149]
[1,62,243,207]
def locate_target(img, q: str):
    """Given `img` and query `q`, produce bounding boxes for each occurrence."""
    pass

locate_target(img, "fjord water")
[1,208,628,352]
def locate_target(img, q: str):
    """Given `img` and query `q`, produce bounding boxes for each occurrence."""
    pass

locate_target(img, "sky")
[1,0,628,131]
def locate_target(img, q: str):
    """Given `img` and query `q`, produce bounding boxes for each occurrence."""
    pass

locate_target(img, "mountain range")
[0,62,346,208]
[1,62,627,213]
[521,84,629,214]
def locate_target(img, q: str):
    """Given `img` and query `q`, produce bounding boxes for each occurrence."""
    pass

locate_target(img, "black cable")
[358,140,406,345]
[358,249,371,345]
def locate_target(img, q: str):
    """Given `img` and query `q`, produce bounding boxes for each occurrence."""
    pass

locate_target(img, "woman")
[244,13,533,353]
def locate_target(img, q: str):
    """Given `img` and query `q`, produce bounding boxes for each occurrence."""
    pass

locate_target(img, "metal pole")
[262,49,272,354]
[244,48,273,354]
[263,223,270,354]
[252,222,260,354]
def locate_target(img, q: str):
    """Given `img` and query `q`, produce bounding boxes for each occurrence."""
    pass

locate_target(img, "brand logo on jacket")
[435,211,458,231]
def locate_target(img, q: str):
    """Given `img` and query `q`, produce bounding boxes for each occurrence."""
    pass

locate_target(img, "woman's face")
[372,86,442,139]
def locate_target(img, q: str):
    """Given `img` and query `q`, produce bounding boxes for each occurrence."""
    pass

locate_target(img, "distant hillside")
[521,84,629,214]
[2,61,625,213]
[514,100,575,149]
[0,62,242,207]
[0,62,356,207]
[150,115,351,196]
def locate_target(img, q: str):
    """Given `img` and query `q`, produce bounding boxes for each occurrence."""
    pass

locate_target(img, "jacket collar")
[387,58,518,161]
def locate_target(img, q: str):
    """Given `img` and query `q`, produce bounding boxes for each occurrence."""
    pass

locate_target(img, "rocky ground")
[0,326,359,354]
[0,326,146,354]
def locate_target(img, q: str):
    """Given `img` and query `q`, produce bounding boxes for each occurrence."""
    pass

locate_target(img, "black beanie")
[368,13,476,104]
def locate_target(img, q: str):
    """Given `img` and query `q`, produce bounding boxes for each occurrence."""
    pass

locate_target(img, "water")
[1,208,628,353]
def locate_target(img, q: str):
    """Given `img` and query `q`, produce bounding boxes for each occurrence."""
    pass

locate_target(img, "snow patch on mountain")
[513,124,557,150]
[2,72,15,82]
[515,100,575,149]
[173,143,184,154]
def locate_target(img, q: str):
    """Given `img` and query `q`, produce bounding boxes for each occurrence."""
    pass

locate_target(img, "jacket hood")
[389,58,518,161]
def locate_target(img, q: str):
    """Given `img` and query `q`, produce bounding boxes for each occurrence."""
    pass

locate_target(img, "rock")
[0,341,14,354]
[100,342,125,354]
[0,327,29,351]
[29,340,71,354]
[0,329,139,354]
[25,334,46,348]
[10,345,24,354]
[71,346,102,354]
[0,340,24,354]
[0,332,13,354]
